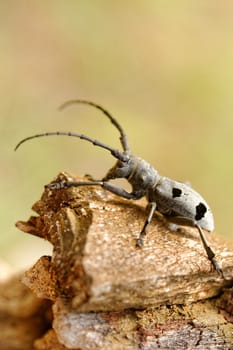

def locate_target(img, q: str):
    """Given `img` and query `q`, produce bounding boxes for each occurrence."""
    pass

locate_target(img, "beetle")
[15,99,223,277]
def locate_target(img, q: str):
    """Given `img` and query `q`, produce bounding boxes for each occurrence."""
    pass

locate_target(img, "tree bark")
[2,172,233,349]
[0,274,51,350]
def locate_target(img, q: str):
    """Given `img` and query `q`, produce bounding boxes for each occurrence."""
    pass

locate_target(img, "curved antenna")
[59,99,130,152]
[14,131,128,162]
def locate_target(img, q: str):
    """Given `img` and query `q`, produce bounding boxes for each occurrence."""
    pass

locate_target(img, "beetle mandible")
[15,99,223,277]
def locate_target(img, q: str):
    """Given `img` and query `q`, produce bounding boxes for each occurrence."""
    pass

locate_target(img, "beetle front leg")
[45,180,140,200]
[136,202,157,247]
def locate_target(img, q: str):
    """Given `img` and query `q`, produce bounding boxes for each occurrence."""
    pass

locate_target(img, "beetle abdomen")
[150,177,214,232]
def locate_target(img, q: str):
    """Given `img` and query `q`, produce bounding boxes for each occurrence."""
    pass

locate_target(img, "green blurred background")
[1,1,233,274]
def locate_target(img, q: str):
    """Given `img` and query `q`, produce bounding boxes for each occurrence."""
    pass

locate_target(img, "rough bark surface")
[0,275,51,350]
[3,172,233,349]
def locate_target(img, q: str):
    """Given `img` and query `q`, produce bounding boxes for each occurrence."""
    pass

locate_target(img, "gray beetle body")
[15,99,222,276]
[104,156,214,232]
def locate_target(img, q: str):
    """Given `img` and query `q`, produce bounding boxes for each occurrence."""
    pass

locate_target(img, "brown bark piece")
[34,329,74,350]
[38,298,232,350]
[12,172,233,349]
[0,275,51,350]
[17,173,233,312]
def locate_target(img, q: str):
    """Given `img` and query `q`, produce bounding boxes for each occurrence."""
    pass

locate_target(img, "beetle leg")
[195,224,224,278]
[164,215,223,277]
[136,202,157,247]
[45,180,141,200]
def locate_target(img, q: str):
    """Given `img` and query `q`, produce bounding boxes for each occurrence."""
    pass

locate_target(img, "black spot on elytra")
[172,187,182,198]
[195,202,207,221]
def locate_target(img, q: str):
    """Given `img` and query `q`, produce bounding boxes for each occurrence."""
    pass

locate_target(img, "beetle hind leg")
[155,214,223,277]
[195,224,224,278]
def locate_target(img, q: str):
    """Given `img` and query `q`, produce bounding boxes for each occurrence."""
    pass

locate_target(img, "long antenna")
[14,131,128,162]
[59,99,130,152]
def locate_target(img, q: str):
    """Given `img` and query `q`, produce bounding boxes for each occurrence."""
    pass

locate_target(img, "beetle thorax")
[103,155,160,196]
[127,157,160,193]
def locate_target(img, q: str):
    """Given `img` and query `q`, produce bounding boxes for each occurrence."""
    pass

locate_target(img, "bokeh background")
[1,1,233,275]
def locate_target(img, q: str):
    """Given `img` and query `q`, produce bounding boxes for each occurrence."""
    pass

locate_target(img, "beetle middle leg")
[136,202,157,247]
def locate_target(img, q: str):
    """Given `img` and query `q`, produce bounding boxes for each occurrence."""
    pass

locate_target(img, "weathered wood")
[1,277,233,349]
[17,172,233,311]
[0,275,51,350]
[13,172,233,349]
[50,296,233,350]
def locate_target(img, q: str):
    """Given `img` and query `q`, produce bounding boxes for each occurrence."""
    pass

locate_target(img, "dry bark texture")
[2,172,233,349]
[0,275,51,350]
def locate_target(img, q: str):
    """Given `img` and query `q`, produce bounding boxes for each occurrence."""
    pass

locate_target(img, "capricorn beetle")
[15,99,223,277]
